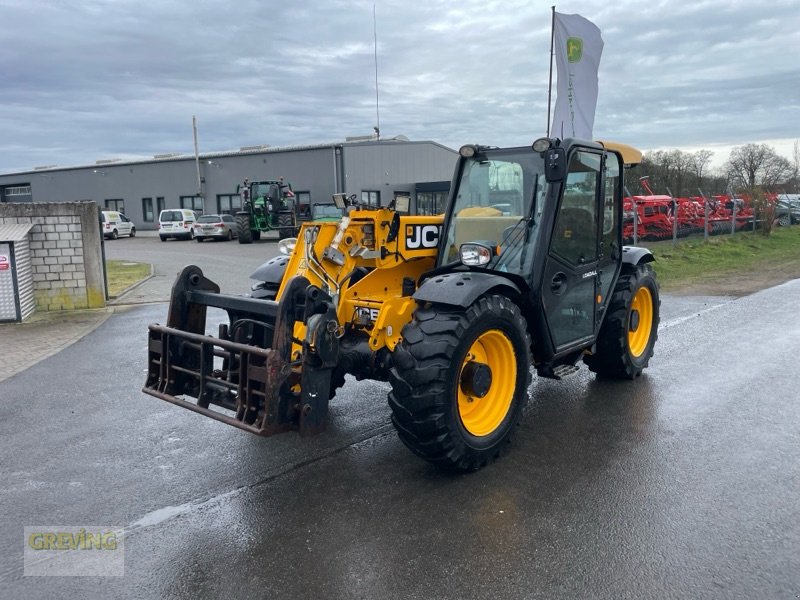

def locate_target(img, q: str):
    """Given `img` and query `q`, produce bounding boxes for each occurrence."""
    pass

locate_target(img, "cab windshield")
[441,148,546,276]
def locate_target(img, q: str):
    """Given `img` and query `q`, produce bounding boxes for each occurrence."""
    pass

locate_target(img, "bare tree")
[791,140,800,193]
[726,143,791,190]
[690,150,714,188]
[639,148,723,195]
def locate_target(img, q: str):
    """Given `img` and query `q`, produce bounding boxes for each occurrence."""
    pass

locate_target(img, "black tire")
[160,236,167,242]
[188,229,194,240]
[111,229,118,240]
[584,263,660,379]
[195,236,204,243]
[227,230,233,241]
[278,213,294,240]
[389,295,531,472]
[237,215,253,244]
[777,214,791,227]
[130,227,135,238]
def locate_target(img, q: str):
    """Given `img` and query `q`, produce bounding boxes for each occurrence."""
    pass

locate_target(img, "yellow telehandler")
[144,137,659,471]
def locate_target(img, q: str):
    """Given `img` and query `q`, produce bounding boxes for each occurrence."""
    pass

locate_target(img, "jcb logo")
[406,224,441,249]
[356,306,380,323]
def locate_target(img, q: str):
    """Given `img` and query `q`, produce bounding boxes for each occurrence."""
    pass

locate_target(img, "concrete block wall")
[0,202,105,310]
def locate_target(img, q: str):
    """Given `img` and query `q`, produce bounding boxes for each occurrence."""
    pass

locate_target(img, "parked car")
[101,211,135,239]
[194,214,238,242]
[158,209,198,241]
[776,194,800,226]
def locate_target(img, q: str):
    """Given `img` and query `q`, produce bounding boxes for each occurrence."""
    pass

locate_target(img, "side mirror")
[545,147,567,182]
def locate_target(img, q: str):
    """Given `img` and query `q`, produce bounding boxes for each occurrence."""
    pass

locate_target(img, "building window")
[156,197,165,214]
[105,198,125,212]
[180,195,203,214]
[294,191,311,218]
[142,197,154,222]
[1,184,32,203]
[361,190,380,207]
[416,191,447,215]
[217,194,241,215]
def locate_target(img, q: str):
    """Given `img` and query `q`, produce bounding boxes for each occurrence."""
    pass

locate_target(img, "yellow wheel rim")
[628,286,654,358]
[457,330,516,437]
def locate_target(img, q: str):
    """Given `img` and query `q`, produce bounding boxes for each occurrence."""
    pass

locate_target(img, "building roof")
[0,223,34,242]
[2,138,456,177]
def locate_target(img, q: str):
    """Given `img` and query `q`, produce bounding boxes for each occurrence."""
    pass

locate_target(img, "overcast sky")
[1,0,798,174]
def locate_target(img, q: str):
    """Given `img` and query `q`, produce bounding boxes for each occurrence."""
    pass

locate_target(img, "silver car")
[194,214,238,242]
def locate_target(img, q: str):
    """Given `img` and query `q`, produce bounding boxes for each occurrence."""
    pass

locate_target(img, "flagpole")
[546,5,555,137]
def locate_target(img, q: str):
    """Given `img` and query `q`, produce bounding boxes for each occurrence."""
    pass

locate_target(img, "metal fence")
[622,187,783,248]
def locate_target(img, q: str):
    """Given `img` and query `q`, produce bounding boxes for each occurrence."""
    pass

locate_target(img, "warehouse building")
[0,138,457,230]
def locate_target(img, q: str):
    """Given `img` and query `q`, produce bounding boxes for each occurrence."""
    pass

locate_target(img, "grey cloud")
[0,0,797,173]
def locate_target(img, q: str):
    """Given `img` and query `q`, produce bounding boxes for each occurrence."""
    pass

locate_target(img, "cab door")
[541,149,603,352]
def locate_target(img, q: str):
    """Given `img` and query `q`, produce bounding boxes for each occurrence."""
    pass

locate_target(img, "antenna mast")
[546,6,555,137]
[373,4,381,140]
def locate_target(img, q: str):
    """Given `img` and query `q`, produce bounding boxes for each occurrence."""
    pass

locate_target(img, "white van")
[158,209,198,241]
[101,211,135,239]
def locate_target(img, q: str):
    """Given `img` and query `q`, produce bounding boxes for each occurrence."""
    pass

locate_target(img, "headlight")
[460,243,494,266]
[532,137,552,152]
[278,237,297,255]
[459,145,476,158]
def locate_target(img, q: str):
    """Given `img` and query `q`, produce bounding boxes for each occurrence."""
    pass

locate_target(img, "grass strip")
[106,260,151,297]
[645,227,800,290]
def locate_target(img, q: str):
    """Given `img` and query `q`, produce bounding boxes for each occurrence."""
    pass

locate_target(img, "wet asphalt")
[0,237,798,599]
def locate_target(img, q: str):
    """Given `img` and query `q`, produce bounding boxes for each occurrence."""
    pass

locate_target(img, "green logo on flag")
[566,37,583,63]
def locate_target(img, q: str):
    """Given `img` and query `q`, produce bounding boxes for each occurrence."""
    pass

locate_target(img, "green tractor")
[235,179,298,243]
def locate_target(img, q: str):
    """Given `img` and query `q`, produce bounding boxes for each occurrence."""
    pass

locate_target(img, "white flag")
[552,12,603,140]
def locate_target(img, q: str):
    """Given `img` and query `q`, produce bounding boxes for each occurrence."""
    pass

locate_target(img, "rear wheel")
[389,295,531,472]
[159,236,167,242]
[237,215,253,244]
[584,263,660,379]
[195,236,204,243]
[111,229,118,240]
[778,214,791,227]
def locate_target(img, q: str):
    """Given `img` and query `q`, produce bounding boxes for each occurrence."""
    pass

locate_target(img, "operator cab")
[437,138,633,357]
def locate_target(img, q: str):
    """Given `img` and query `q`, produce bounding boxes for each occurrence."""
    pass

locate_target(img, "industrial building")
[0,138,457,230]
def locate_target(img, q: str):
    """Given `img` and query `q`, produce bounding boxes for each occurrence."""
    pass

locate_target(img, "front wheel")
[389,295,531,472]
[237,215,253,244]
[584,263,660,379]
[278,213,294,240]
[129,227,135,237]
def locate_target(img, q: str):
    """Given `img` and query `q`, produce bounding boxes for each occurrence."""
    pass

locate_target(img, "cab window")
[551,151,601,265]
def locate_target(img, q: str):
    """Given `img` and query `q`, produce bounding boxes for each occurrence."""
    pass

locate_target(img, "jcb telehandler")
[144,137,660,472]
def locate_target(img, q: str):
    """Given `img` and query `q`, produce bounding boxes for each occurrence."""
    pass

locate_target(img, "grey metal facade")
[0,139,457,230]
[0,225,35,322]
